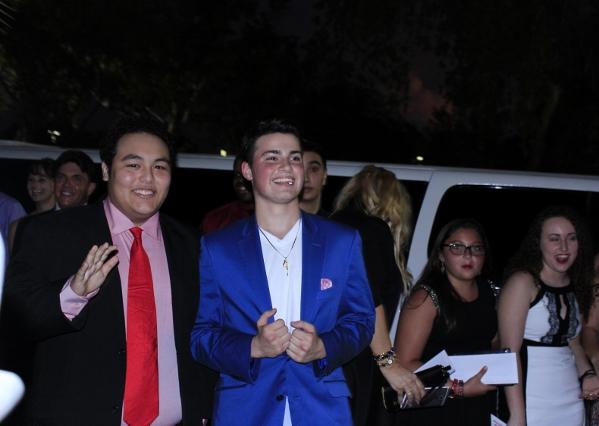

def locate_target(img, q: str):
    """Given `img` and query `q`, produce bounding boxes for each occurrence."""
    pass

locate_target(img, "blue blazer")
[191,212,375,426]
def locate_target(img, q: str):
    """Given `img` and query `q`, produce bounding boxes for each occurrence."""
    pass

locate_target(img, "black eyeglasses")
[442,243,485,256]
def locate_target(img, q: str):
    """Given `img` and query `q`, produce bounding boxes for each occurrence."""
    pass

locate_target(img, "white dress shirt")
[258,218,303,426]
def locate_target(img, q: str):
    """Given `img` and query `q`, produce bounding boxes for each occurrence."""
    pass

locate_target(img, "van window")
[428,185,599,283]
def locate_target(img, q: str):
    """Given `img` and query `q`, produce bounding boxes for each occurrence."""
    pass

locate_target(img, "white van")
[2,140,599,335]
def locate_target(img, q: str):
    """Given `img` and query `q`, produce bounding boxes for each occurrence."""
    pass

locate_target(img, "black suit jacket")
[3,202,215,425]
[330,205,403,426]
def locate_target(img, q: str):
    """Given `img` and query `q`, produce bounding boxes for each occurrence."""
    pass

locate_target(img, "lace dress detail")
[521,280,583,425]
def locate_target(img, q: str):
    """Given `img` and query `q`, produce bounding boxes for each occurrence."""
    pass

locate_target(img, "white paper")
[490,414,507,426]
[415,350,453,373]
[449,352,518,385]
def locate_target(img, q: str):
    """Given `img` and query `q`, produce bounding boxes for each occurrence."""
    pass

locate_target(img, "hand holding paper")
[449,352,518,385]
[463,366,497,397]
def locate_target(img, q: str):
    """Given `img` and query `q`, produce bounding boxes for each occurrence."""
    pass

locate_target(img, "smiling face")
[440,227,486,284]
[54,162,96,208]
[540,216,578,276]
[102,132,171,226]
[241,132,304,207]
[27,171,55,204]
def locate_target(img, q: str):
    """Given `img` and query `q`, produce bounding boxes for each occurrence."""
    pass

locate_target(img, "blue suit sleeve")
[190,237,260,383]
[316,231,375,376]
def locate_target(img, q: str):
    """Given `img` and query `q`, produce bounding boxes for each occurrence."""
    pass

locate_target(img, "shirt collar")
[103,198,160,240]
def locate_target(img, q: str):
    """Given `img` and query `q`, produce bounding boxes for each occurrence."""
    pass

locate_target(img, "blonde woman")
[331,165,421,425]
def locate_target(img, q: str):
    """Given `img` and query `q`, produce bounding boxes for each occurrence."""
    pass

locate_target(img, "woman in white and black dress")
[498,206,599,426]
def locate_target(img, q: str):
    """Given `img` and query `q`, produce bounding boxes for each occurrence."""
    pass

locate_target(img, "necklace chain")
[259,220,301,275]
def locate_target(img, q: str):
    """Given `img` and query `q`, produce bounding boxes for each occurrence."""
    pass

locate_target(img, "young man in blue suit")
[191,119,376,426]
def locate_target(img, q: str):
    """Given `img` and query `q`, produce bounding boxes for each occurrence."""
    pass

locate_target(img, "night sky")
[0,0,598,173]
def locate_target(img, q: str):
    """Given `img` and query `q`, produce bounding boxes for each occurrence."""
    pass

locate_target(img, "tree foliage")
[0,0,300,153]
[306,0,599,172]
[1,1,598,173]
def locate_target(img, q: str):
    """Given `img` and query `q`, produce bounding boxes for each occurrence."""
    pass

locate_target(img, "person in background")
[54,149,97,209]
[8,158,56,251]
[299,140,328,216]
[201,153,254,234]
[582,253,599,425]
[0,190,29,423]
[499,206,599,426]
[0,237,26,423]
[395,218,498,425]
[3,116,216,425]
[191,118,375,425]
[0,193,25,251]
[330,164,421,425]
[25,158,57,213]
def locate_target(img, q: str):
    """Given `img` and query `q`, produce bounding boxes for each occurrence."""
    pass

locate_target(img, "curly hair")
[333,165,413,292]
[414,218,492,331]
[504,205,594,318]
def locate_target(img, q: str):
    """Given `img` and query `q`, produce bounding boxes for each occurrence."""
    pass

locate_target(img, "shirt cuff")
[60,277,99,320]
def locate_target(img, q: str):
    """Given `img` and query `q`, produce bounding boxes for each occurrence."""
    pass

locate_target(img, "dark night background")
[1,0,598,173]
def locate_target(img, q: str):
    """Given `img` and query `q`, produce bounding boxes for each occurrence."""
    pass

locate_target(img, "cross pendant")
[283,258,288,273]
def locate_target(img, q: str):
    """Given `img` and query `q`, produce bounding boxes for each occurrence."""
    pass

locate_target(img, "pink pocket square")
[320,278,333,291]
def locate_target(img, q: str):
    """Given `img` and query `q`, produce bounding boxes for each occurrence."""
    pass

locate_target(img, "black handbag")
[381,364,451,411]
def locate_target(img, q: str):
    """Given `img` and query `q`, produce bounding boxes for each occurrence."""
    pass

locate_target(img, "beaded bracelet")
[449,378,464,398]
[373,347,397,368]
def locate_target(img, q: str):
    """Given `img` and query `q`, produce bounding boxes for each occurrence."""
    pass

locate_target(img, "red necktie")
[124,227,159,426]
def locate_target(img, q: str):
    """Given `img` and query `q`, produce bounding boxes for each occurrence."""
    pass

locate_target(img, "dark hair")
[233,153,245,171]
[100,115,176,171]
[414,218,491,331]
[302,139,327,170]
[505,205,594,317]
[240,118,302,165]
[28,158,55,178]
[54,150,96,182]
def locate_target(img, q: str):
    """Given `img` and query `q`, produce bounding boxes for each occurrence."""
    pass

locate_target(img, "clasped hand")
[250,309,326,363]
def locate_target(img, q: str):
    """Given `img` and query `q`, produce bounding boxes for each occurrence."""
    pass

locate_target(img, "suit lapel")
[161,215,196,355]
[86,203,126,341]
[238,217,273,315]
[301,213,324,322]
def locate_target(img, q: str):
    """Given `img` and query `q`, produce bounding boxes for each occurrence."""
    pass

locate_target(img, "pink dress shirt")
[60,199,182,425]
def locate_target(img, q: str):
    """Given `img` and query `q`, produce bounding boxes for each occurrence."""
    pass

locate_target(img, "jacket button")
[118,348,126,355]
[276,394,284,401]
[112,404,121,413]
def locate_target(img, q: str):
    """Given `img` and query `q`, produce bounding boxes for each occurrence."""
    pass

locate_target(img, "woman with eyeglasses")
[393,218,498,425]
[498,206,599,426]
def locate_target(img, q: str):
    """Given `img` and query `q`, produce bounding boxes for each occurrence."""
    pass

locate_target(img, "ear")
[101,162,110,182]
[322,170,328,186]
[86,181,97,197]
[438,252,446,265]
[241,161,253,181]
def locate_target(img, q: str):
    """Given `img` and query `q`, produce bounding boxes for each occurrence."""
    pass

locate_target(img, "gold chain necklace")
[258,219,301,275]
